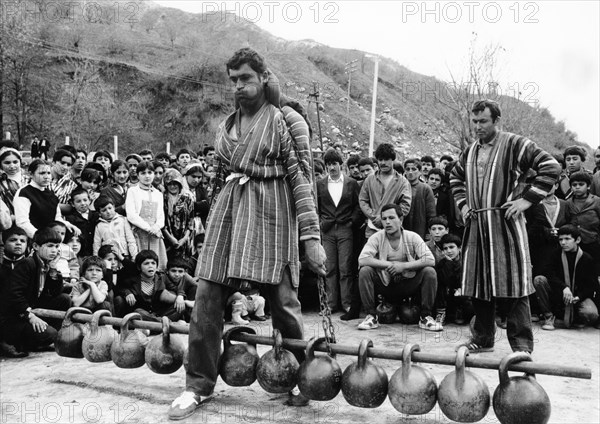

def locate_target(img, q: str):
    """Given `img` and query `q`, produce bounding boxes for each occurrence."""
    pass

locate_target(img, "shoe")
[0,342,29,358]
[531,314,540,323]
[357,314,379,330]
[541,315,555,331]
[285,387,310,406]
[168,391,208,420]
[419,315,443,332]
[454,308,465,325]
[340,308,360,321]
[435,311,446,326]
[251,314,267,322]
[456,340,494,353]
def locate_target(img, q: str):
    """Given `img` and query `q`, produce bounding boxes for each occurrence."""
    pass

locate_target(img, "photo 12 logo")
[400,1,540,24]
[200,1,340,24]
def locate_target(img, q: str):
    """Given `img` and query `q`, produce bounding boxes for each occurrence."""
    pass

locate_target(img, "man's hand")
[461,205,470,221]
[386,261,407,277]
[563,287,574,305]
[502,198,533,220]
[125,294,136,306]
[304,239,326,276]
[175,295,185,313]
[29,314,48,333]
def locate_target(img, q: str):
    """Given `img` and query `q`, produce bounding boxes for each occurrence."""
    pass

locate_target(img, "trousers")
[186,267,304,396]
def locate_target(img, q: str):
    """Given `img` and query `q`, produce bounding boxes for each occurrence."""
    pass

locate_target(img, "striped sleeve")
[515,137,561,204]
[276,111,320,241]
[450,150,468,211]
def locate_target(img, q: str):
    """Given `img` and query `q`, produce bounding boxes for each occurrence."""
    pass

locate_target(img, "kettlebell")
[219,326,259,386]
[298,337,342,401]
[145,316,185,374]
[398,302,421,324]
[256,329,299,393]
[111,313,148,368]
[493,352,551,424]
[376,295,397,324]
[438,346,490,422]
[82,309,116,362]
[388,343,437,415]
[341,339,388,408]
[55,307,92,358]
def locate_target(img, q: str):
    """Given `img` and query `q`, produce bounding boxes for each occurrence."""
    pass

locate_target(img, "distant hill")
[1,0,590,163]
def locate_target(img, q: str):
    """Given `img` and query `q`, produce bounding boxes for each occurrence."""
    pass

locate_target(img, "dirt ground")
[1,309,599,424]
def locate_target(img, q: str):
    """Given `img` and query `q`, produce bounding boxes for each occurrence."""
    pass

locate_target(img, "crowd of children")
[0,140,599,358]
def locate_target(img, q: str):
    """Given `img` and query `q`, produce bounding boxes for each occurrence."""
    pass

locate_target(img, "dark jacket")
[115,272,166,312]
[1,254,64,316]
[547,247,599,300]
[65,209,99,257]
[316,175,361,233]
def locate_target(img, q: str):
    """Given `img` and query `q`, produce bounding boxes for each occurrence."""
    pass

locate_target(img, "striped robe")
[196,102,320,288]
[450,132,560,300]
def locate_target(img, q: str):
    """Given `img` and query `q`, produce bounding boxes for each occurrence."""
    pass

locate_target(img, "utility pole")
[365,54,380,157]
[344,59,358,119]
[308,82,324,152]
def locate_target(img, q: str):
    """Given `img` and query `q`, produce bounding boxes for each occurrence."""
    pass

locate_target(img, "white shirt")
[327,173,344,207]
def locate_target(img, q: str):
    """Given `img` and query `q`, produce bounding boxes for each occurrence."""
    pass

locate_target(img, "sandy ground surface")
[1,309,599,424]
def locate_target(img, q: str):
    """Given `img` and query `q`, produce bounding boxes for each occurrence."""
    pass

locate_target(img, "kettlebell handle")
[498,351,534,385]
[90,309,112,336]
[120,312,141,341]
[64,306,92,325]
[455,346,469,392]
[223,326,257,348]
[401,343,420,380]
[357,339,373,370]
[161,316,171,345]
[305,336,329,361]
[272,329,284,360]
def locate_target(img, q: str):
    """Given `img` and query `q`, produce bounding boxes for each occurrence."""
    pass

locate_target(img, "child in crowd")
[80,167,103,210]
[65,187,98,257]
[125,161,167,270]
[435,233,473,325]
[533,225,600,330]
[98,244,119,290]
[0,227,71,355]
[156,152,172,169]
[113,250,181,322]
[47,221,79,290]
[65,233,84,270]
[163,257,197,322]
[565,171,600,274]
[227,288,267,325]
[187,233,204,272]
[152,160,165,193]
[163,168,195,260]
[175,149,192,172]
[93,195,138,266]
[425,216,449,265]
[70,256,112,312]
[0,226,28,272]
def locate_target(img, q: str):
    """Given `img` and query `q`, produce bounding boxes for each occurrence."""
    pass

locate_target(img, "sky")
[155,1,599,149]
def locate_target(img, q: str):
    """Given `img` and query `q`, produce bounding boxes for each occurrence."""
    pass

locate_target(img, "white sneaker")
[168,391,207,420]
[358,314,379,330]
[419,315,443,332]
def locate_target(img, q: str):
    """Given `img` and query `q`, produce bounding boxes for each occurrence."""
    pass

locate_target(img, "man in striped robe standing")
[168,48,326,420]
[450,99,560,354]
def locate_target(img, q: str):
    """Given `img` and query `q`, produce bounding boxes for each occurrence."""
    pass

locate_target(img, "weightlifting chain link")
[317,275,336,356]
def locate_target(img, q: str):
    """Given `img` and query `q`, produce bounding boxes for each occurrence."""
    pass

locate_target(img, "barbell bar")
[33,308,592,379]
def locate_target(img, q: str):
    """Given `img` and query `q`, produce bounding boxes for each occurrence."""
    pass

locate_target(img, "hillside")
[1,0,589,162]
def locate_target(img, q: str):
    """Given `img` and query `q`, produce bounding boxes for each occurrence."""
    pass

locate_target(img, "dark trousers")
[1,293,71,350]
[322,223,354,311]
[471,296,534,353]
[113,296,182,322]
[186,267,304,396]
[358,266,437,317]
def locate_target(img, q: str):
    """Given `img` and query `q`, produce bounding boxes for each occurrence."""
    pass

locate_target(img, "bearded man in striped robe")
[450,99,561,354]
[168,48,326,420]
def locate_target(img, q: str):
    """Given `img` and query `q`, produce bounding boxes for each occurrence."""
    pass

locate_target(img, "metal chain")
[316,275,337,357]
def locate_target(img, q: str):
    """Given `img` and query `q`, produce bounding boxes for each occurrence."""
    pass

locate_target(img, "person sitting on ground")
[70,256,112,312]
[0,226,29,358]
[357,204,441,332]
[163,257,197,322]
[227,288,267,325]
[0,227,71,356]
[425,216,449,265]
[533,225,600,330]
[65,187,98,257]
[93,195,138,269]
[435,233,474,325]
[113,250,182,322]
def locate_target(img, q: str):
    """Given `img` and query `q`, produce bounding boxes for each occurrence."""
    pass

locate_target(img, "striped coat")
[450,132,560,300]
[196,102,320,288]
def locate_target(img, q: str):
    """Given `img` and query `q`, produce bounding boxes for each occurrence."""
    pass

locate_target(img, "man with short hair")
[359,143,412,239]
[438,155,454,171]
[358,157,375,183]
[346,154,362,181]
[203,146,216,167]
[420,155,435,179]
[168,48,326,420]
[357,204,441,332]
[450,99,561,354]
[139,149,154,163]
